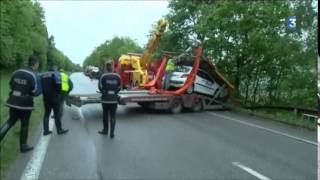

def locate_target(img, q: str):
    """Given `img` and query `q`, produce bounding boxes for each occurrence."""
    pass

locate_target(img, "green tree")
[83,36,142,69]
[0,0,78,72]
[164,0,317,108]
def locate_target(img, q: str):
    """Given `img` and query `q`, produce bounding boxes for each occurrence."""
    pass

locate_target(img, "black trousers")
[59,93,67,119]
[101,103,117,135]
[0,108,32,147]
[43,98,62,132]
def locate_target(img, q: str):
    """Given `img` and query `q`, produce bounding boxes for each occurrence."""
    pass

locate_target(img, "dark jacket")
[6,68,41,110]
[41,70,61,103]
[98,72,121,104]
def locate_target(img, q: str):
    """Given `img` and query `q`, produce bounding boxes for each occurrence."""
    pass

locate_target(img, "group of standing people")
[0,55,128,153]
[0,55,73,153]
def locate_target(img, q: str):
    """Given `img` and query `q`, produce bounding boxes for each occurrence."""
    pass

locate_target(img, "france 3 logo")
[287,16,296,29]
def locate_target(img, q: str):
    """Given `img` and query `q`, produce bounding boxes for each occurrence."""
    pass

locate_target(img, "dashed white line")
[232,161,271,180]
[210,112,317,146]
[20,117,54,180]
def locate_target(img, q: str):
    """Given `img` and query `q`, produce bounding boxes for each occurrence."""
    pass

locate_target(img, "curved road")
[5,73,317,180]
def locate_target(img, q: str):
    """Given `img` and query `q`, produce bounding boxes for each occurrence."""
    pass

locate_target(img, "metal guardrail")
[243,105,317,115]
[301,113,318,126]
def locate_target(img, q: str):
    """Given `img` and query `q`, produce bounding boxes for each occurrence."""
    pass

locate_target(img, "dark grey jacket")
[6,68,41,110]
[98,72,121,104]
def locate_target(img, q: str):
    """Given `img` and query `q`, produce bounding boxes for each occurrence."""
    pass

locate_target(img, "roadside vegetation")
[235,107,316,130]
[0,0,81,71]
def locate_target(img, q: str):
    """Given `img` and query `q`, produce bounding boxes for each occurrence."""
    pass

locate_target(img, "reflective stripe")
[107,91,115,94]
[12,91,22,96]
[61,72,69,92]
[14,69,38,93]
[6,103,34,110]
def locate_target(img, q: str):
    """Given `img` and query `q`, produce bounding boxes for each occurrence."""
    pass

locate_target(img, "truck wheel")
[191,98,202,112]
[170,98,183,114]
[137,102,150,109]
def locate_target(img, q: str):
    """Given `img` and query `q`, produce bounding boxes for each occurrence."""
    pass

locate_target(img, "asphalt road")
[5,73,317,180]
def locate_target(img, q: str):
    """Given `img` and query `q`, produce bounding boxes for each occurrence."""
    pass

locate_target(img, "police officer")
[41,65,69,135]
[59,68,73,121]
[0,55,41,153]
[164,58,175,89]
[98,62,121,138]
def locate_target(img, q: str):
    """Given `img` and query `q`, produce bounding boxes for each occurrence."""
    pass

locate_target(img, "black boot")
[110,118,115,139]
[20,126,32,153]
[43,130,52,136]
[98,129,108,135]
[20,144,34,153]
[57,129,69,135]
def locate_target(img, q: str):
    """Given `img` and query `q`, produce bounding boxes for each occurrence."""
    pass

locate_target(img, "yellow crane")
[118,19,168,87]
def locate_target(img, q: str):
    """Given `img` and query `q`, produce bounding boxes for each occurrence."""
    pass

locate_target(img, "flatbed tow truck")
[66,47,234,113]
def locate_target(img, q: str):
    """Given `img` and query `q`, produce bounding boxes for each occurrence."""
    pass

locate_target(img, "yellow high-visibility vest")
[166,59,175,72]
[60,71,69,92]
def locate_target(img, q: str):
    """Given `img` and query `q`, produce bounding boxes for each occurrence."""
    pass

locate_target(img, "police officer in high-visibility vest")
[98,62,121,138]
[0,55,42,153]
[164,58,175,89]
[41,65,69,135]
[59,68,73,124]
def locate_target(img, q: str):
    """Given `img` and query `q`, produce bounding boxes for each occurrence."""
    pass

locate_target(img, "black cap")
[28,55,38,67]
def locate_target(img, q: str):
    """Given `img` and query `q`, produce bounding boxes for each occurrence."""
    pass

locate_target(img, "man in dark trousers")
[0,55,42,153]
[41,65,68,135]
[98,62,121,138]
[59,68,73,120]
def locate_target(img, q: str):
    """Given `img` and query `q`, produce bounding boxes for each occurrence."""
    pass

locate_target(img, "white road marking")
[210,112,317,146]
[232,161,271,180]
[20,116,54,180]
[317,118,319,142]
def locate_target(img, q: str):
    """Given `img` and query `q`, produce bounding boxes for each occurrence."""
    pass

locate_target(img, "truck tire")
[137,102,150,109]
[169,98,183,114]
[191,97,202,112]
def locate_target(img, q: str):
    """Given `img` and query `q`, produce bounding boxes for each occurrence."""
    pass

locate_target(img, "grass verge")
[234,106,316,130]
[0,70,44,179]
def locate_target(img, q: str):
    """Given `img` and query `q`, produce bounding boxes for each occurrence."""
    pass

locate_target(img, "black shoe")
[98,130,108,135]
[110,134,115,139]
[43,130,52,136]
[57,129,69,135]
[20,144,34,153]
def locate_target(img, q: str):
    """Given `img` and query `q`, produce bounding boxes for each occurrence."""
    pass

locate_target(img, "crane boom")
[140,19,168,68]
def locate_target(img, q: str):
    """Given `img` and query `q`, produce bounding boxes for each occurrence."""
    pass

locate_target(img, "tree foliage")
[83,37,143,69]
[0,0,78,71]
[161,0,317,108]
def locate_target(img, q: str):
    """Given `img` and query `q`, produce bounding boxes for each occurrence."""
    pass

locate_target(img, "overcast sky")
[39,1,169,65]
